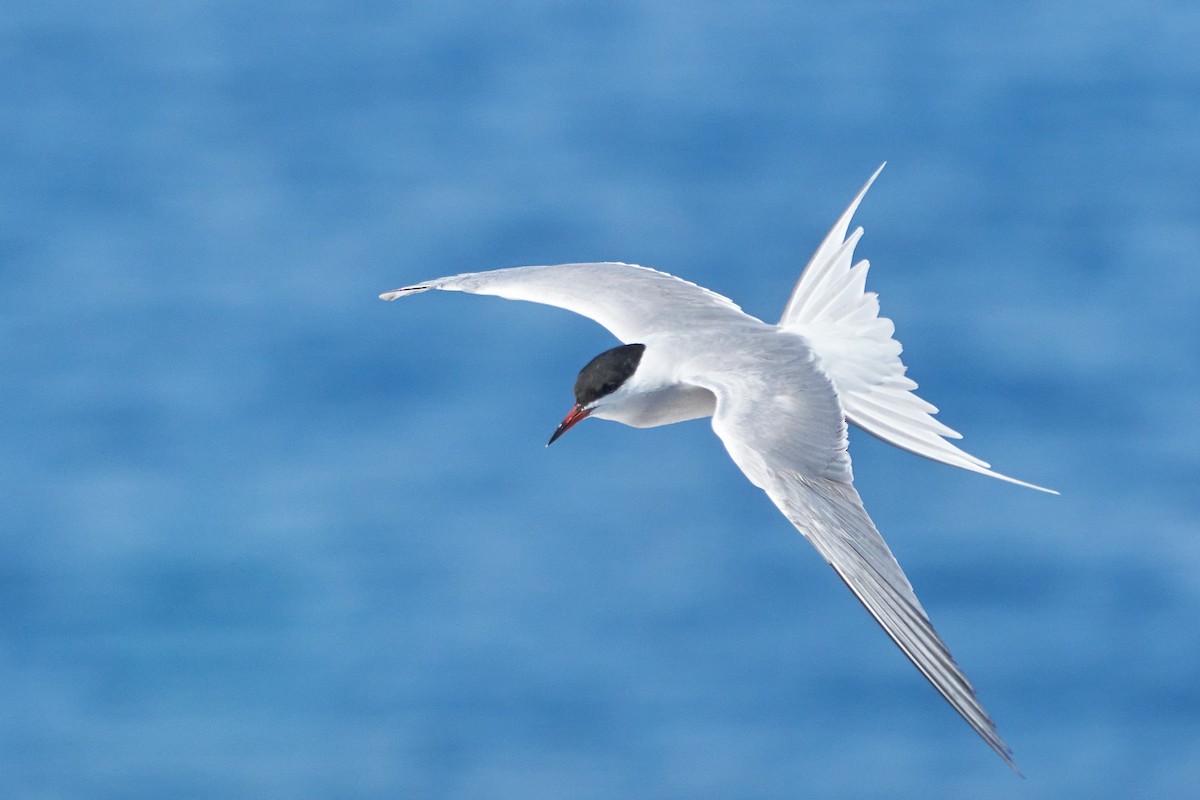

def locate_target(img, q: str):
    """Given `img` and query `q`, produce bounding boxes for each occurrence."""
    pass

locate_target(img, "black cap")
[573,343,646,408]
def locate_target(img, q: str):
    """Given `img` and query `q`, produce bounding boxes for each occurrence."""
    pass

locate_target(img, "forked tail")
[780,165,1056,494]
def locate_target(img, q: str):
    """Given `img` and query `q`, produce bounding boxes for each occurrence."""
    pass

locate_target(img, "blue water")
[3,1,1198,797]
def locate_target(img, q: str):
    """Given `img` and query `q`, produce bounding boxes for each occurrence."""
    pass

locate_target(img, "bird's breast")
[591,383,717,429]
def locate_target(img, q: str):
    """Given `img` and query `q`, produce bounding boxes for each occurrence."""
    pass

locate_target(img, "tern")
[380,165,1054,770]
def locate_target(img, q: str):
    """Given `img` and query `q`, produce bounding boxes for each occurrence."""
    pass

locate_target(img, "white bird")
[380,164,1054,771]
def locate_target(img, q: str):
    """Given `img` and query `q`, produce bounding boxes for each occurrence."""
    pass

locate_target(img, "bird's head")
[547,343,646,445]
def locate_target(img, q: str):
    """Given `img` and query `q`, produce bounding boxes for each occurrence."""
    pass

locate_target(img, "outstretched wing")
[381,262,758,343]
[780,166,1055,494]
[689,334,1019,771]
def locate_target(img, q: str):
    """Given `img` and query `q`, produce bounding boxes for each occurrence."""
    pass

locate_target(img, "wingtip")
[379,285,429,301]
[995,741,1025,778]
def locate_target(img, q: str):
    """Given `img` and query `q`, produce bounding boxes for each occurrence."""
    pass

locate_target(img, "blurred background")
[2,1,1197,797]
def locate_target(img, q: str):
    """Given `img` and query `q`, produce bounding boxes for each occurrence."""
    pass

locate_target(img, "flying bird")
[380,165,1054,770]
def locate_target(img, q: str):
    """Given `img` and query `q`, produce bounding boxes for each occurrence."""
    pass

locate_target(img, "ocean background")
[2,1,1198,797]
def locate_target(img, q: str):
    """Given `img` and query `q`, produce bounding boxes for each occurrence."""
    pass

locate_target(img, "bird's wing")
[381,262,758,343]
[779,165,1055,494]
[689,335,1018,770]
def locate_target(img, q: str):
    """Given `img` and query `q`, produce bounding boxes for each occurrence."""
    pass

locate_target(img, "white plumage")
[381,165,1054,770]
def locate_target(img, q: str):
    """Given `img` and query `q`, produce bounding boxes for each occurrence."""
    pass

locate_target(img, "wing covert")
[381,262,756,343]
